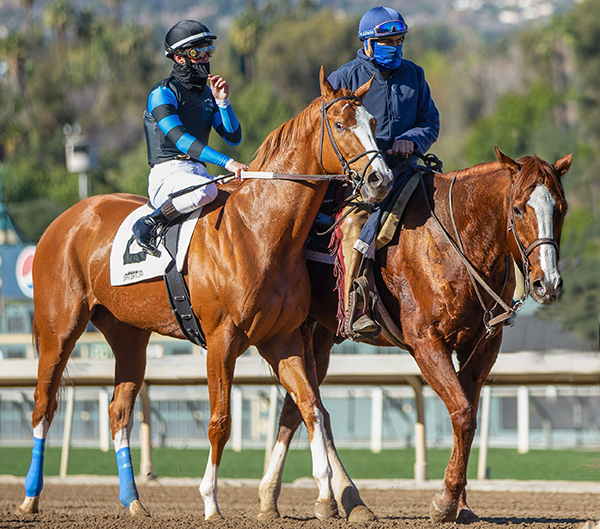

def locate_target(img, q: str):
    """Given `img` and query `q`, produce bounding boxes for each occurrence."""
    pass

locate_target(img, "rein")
[169,94,384,201]
[412,159,560,373]
[410,162,518,373]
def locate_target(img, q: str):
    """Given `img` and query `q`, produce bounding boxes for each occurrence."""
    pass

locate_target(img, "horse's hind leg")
[93,307,151,517]
[18,310,91,514]
[258,322,374,521]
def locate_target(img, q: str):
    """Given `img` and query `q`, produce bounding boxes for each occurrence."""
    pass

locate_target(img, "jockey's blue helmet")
[358,6,408,41]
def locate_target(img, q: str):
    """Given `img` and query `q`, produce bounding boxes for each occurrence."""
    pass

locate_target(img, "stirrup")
[345,275,380,339]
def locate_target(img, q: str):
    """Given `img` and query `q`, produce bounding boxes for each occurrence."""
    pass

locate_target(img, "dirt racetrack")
[1,478,599,529]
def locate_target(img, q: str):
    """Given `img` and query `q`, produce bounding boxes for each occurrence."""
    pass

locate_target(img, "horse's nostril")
[532,280,545,294]
[367,172,383,188]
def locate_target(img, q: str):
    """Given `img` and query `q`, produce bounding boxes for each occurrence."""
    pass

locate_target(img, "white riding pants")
[148,160,218,214]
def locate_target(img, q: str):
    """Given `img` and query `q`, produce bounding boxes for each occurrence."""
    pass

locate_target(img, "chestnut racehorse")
[257,147,571,522]
[17,69,392,520]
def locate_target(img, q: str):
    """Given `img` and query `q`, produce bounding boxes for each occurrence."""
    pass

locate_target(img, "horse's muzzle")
[363,170,392,203]
[531,274,563,304]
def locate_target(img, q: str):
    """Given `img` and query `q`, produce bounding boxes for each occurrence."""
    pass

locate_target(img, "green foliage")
[464,83,559,164]
[0,0,599,344]
[210,84,293,169]
[252,9,358,114]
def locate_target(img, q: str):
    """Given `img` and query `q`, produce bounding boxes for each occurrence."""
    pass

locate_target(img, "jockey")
[134,19,248,256]
[328,6,440,338]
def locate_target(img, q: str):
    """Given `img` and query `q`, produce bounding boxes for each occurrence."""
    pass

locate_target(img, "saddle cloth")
[110,205,201,286]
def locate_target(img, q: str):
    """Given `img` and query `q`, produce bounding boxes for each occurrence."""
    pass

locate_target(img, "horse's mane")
[252,87,355,168]
[252,97,323,168]
[459,155,565,202]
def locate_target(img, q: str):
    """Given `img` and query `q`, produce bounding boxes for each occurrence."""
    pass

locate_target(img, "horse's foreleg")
[411,333,477,523]
[453,336,503,523]
[199,332,241,520]
[18,317,87,515]
[259,322,374,521]
[260,328,337,521]
[99,315,151,517]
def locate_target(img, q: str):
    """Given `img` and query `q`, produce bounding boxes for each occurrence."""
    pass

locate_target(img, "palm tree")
[43,0,76,108]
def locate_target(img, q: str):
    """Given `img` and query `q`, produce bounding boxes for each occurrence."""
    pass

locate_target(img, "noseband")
[319,95,382,194]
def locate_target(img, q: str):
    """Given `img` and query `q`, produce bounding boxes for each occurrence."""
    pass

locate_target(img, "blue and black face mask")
[372,42,403,70]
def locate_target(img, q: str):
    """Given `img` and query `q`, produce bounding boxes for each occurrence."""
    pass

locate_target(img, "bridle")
[508,183,560,303]
[319,95,382,196]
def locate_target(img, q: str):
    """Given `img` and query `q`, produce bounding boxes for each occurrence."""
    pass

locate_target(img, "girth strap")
[163,222,207,348]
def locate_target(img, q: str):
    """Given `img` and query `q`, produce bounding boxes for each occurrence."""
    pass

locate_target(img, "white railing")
[1,332,599,482]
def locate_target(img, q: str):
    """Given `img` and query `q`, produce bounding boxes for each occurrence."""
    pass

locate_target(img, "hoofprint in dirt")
[1,481,599,528]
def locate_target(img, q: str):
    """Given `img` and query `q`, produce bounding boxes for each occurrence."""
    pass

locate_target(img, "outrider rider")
[328,6,440,338]
[134,19,247,256]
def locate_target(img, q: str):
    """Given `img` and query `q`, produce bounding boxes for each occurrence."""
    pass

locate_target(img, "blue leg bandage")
[116,447,139,508]
[24,437,45,497]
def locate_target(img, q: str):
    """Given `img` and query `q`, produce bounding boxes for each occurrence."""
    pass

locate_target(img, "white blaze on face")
[527,184,559,283]
[351,105,393,183]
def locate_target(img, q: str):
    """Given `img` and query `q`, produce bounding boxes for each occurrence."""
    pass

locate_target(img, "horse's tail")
[31,317,40,358]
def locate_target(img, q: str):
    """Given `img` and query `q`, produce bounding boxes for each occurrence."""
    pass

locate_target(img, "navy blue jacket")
[328,49,439,167]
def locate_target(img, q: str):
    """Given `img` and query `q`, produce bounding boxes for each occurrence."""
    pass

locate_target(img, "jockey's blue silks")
[373,42,403,70]
[116,447,139,508]
[24,437,45,497]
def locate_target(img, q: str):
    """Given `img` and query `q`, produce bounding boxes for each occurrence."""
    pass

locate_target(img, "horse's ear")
[319,66,334,99]
[494,145,519,178]
[553,153,572,178]
[355,74,375,101]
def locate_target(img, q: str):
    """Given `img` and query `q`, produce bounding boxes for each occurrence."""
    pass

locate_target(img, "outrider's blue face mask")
[373,42,403,70]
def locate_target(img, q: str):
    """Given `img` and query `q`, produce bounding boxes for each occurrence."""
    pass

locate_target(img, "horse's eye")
[335,122,345,131]
[513,206,523,218]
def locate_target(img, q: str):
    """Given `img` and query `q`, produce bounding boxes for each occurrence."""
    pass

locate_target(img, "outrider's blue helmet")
[358,6,408,41]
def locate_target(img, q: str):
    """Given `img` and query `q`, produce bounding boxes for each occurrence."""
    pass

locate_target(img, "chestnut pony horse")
[17,69,392,520]
[257,147,571,522]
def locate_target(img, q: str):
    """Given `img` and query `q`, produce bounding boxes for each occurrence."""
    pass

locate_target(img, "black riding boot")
[132,199,179,257]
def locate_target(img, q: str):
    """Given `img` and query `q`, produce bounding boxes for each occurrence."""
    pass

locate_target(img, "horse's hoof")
[16,496,39,515]
[314,499,339,520]
[347,503,377,522]
[206,511,224,521]
[456,507,479,524]
[257,508,280,521]
[128,500,150,517]
[429,493,458,523]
